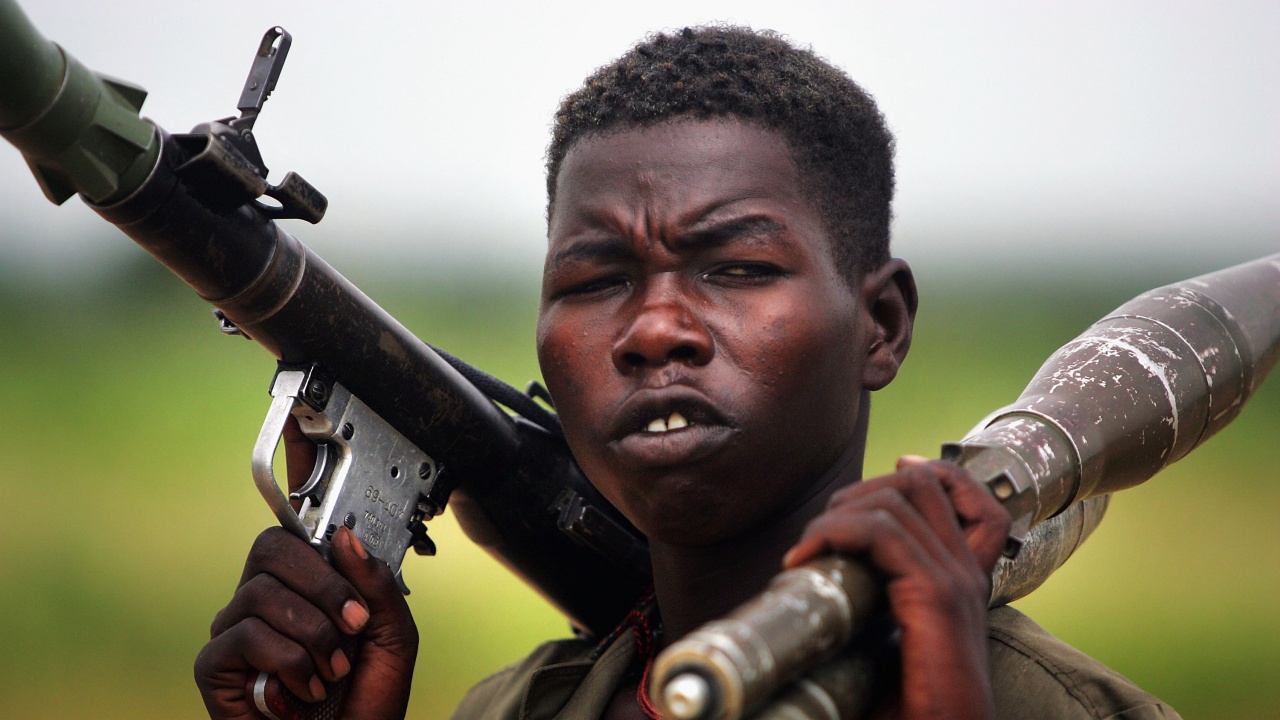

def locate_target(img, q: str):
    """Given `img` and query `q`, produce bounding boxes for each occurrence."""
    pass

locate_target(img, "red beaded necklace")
[624,598,664,720]
[593,590,663,719]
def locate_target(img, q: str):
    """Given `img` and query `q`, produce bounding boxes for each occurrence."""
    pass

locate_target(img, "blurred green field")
[0,254,1275,719]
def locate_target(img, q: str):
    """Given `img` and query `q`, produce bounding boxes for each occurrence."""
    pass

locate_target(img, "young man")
[195,27,1179,720]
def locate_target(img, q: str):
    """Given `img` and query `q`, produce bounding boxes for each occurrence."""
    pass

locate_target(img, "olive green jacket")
[450,605,1180,720]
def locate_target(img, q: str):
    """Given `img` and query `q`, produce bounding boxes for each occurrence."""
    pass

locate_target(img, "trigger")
[289,443,331,503]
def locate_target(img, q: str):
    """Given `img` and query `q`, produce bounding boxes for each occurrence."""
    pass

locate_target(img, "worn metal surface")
[652,556,881,720]
[253,369,439,583]
[963,252,1280,525]
[749,643,884,720]
[988,494,1109,608]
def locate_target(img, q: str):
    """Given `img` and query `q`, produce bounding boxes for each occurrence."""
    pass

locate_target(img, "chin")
[636,496,767,549]
[644,520,735,548]
[604,479,724,545]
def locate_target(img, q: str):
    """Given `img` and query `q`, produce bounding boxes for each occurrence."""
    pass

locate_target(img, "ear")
[859,258,917,391]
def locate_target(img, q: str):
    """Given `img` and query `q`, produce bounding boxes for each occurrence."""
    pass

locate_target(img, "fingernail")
[781,547,800,569]
[342,600,369,632]
[309,675,327,701]
[331,648,351,679]
[897,454,931,468]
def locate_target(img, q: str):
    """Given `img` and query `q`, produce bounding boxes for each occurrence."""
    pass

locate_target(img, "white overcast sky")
[1,0,1276,283]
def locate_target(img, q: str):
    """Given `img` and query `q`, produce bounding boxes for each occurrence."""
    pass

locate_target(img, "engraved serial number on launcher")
[365,485,406,518]
[362,510,388,552]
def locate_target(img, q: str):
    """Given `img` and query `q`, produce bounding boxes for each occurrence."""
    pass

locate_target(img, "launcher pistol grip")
[249,363,444,720]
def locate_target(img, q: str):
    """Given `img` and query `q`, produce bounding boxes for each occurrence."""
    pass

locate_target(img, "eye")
[704,263,783,284]
[552,274,629,300]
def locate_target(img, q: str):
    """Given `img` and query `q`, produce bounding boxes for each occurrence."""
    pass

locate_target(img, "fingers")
[197,617,333,705]
[782,460,1007,720]
[211,573,354,683]
[194,621,355,720]
[324,528,420,720]
[888,457,1012,572]
[197,526,416,720]
[234,528,370,632]
[927,462,1013,572]
[330,527,409,628]
[216,528,368,682]
[783,482,951,577]
[786,461,953,567]
[784,459,1010,587]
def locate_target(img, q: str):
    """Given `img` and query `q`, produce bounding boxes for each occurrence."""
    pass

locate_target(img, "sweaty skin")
[194,119,1010,720]
[538,120,873,550]
[538,119,1009,720]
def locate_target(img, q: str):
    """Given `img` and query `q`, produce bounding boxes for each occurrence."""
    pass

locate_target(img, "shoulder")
[450,607,1181,720]
[987,605,1181,720]
[449,637,595,720]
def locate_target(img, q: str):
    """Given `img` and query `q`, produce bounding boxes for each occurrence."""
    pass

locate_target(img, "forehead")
[548,119,825,243]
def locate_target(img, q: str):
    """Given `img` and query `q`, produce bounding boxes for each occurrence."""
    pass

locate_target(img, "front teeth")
[646,412,690,433]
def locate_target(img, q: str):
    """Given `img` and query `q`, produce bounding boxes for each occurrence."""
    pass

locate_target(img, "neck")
[649,395,871,643]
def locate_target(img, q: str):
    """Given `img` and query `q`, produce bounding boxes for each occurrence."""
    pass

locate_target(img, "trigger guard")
[252,370,310,540]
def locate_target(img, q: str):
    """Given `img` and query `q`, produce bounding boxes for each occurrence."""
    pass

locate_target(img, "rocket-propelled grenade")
[651,252,1280,720]
[963,254,1280,526]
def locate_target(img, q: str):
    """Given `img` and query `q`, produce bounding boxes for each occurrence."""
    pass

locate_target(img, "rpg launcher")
[649,253,1280,720]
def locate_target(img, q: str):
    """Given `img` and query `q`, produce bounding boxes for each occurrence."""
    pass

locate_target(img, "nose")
[611,277,714,372]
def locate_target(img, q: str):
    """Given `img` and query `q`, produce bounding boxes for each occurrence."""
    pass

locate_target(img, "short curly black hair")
[546,26,895,278]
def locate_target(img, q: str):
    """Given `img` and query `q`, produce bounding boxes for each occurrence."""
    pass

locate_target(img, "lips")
[607,387,737,467]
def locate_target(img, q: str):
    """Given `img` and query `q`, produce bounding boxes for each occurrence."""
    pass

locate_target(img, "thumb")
[329,527,418,720]
[330,527,415,641]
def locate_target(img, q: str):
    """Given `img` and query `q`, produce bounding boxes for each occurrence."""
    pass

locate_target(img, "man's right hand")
[194,417,418,720]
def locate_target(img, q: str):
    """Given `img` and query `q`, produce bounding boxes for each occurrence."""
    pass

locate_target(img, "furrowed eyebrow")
[547,236,631,272]
[547,216,786,271]
[675,216,787,250]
